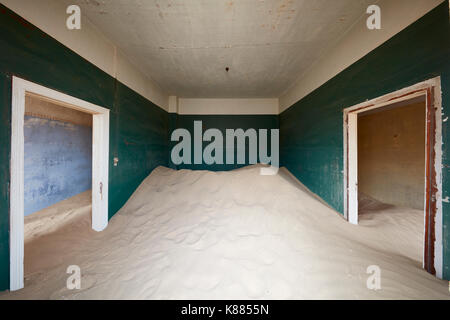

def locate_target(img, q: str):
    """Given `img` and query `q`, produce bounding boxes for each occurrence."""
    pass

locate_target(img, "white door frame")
[343,76,443,279]
[10,76,110,291]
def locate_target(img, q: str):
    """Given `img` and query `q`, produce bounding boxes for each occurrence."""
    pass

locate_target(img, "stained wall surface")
[24,96,93,216]
[279,2,450,279]
[0,4,169,290]
[358,102,426,209]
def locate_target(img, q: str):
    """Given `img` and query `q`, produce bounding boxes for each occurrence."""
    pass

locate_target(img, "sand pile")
[1,165,448,299]
[24,190,92,244]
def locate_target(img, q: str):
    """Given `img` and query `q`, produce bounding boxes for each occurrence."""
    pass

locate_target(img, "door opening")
[343,77,443,278]
[10,77,110,291]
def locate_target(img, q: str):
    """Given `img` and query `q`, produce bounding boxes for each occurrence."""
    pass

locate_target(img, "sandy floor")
[23,190,92,277]
[1,165,449,299]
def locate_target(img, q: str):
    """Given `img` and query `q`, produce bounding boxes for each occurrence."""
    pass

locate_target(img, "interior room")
[358,99,426,212]
[23,95,93,278]
[357,98,426,263]
[0,0,449,300]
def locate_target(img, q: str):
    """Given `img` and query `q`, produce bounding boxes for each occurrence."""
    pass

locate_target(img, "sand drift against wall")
[2,165,448,299]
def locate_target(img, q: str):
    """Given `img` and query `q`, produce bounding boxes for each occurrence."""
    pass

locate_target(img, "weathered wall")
[0,0,169,110]
[279,2,450,279]
[25,95,93,126]
[279,0,444,111]
[0,4,169,290]
[24,113,92,216]
[24,96,93,216]
[168,99,279,171]
[358,102,425,209]
[169,114,279,171]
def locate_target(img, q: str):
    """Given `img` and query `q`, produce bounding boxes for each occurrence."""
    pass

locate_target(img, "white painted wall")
[0,0,169,111]
[279,0,444,113]
[178,98,279,115]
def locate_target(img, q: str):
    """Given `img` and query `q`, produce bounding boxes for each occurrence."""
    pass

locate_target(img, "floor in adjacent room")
[1,165,448,299]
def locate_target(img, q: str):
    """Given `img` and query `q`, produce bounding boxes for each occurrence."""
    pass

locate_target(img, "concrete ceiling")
[70,0,374,98]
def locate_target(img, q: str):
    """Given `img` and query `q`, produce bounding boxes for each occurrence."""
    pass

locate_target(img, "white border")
[10,77,110,291]
[343,76,443,278]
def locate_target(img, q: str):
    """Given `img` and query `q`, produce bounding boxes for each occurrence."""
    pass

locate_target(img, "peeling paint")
[24,115,92,216]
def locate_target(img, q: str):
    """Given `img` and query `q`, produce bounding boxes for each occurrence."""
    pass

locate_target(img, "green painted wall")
[279,2,450,279]
[0,5,280,290]
[169,114,279,171]
[0,68,11,291]
[0,4,169,290]
[2,0,449,291]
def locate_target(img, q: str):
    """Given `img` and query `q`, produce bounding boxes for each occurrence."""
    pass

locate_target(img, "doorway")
[343,77,443,278]
[10,77,110,291]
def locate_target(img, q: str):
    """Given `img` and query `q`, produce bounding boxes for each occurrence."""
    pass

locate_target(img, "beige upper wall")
[25,94,92,127]
[4,0,443,115]
[279,0,444,113]
[168,96,178,113]
[0,0,169,111]
[177,98,279,115]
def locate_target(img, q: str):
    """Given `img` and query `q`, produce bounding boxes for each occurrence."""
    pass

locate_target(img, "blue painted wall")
[24,116,92,216]
[0,4,170,290]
